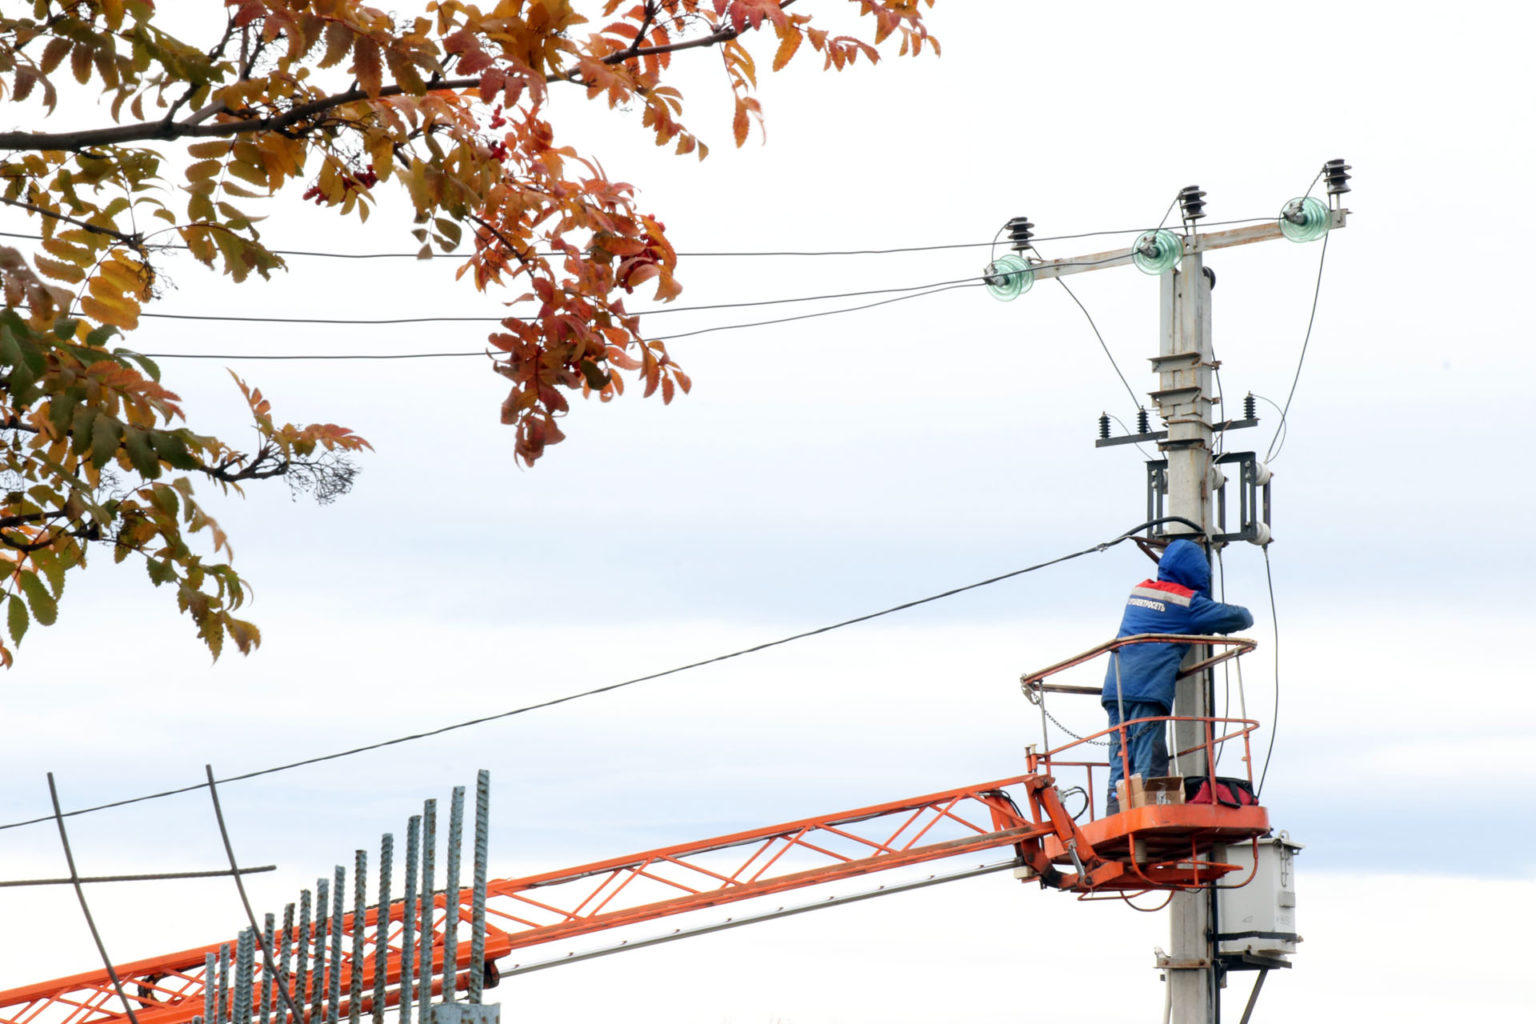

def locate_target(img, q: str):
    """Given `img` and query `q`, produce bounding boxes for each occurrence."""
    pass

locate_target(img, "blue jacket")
[1100,539,1253,711]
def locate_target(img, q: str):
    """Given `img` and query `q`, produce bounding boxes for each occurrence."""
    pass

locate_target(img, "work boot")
[1105,798,1120,817]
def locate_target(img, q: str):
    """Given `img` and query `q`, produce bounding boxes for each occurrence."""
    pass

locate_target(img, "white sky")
[2,1,1533,1021]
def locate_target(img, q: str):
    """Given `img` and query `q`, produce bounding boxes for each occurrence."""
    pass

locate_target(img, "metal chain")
[1040,700,1110,747]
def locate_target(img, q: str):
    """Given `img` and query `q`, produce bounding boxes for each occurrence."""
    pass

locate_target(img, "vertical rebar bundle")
[400,817,419,1024]
[417,799,436,1024]
[468,771,490,1005]
[180,772,494,1024]
[372,835,392,1024]
[441,787,465,1005]
[327,868,344,1024]
[311,879,329,1024]
[348,852,365,1024]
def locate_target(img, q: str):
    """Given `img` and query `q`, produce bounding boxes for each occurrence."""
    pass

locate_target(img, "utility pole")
[1156,188,1218,1024]
[986,162,1350,1024]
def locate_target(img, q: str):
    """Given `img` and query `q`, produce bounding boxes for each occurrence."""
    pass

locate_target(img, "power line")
[105,247,1145,330]
[125,273,983,327]
[141,281,982,360]
[134,251,1141,360]
[1264,231,1330,461]
[1053,277,1142,411]
[0,218,1277,261]
[1256,545,1281,796]
[0,516,1197,834]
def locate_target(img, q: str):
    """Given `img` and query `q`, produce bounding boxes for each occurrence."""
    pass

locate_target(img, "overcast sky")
[2,2,1532,1021]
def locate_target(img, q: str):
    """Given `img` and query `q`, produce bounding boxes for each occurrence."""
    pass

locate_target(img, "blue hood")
[1157,539,1210,595]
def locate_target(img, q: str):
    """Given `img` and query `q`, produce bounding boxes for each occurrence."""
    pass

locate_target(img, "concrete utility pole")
[1154,222,1218,1024]
[987,166,1349,1024]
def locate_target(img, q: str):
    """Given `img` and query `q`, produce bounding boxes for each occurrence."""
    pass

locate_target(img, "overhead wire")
[1053,276,1142,412]
[136,251,1140,360]
[1264,230,1330,461]
[0,218,1278,261]
[140,281,983,360]
[127,273,987,326]
[0,515,1199,835]
[1255,545,1281,796]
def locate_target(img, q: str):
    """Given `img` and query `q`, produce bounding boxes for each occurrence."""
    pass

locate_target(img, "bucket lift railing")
[1019,635,1260,823]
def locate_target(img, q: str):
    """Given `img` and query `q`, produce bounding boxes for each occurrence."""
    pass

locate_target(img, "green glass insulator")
[1279,196,1330,242]
[983,253,1034,301]
[1131,229,1183,275]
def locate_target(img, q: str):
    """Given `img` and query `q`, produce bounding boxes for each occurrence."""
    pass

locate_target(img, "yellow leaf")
[186,159,222,181]
[80,293,139,330]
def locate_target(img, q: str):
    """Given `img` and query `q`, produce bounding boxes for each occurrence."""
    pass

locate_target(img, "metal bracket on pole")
[1144,452,1270,544]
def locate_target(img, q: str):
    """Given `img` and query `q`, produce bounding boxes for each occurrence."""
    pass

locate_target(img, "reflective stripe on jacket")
[1101,539,1254,711]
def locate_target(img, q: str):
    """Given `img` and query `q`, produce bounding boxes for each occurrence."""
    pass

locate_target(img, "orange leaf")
[772,29,801,72]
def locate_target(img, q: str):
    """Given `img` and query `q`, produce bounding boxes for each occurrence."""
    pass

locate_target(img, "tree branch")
[0,194,140,245]
[0,7,796,152]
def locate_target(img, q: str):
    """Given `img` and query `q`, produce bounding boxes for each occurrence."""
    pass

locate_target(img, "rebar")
[44,773,142,1024]
[216,943,230,1024]
[203,766,303,1024]
[327,867,344,1024]
[416,800,436,1024]
[400,816,420,1024]
[203,954,216,1024]
[233,930,254,1024]
[259,914,275,1024]
[349,851,365,1024]
[372,835,392,1024]
[311,878,329,1024]
[441,787,465,1004]
[294,892,311,1021]
[278,905,294,1024]
[467,772,489,1005]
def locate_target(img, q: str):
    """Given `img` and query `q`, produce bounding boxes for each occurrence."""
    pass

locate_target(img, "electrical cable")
[1249,392,1289,461]
[1263,231,1329,462]
[1107,414,1156,461]
[125,273,987,327]
[0,515,1200,834]
[1053,277,1141,411]
[135,250,1144,361]
[139,281,982,360]
[1214,546,1231,770]
[115,248,1136,332]
[1255,545,1280,796]
[0,218,1279,261]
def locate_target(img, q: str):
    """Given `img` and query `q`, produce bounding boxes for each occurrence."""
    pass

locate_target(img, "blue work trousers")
[1105,700,1169,810]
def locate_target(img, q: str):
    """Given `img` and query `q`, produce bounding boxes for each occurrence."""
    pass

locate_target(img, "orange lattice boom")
[2,638,1272,1024]
[0,764,1268,1024]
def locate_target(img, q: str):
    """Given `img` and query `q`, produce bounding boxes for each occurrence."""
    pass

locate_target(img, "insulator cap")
[1132,229,1182,275]
[1006,216,1035,252]
[1323,158,1351,197]
[1279,196,1330,242]
[1098,413,1111,440]
[1178,185,1207,224]
[983,253,1034,301]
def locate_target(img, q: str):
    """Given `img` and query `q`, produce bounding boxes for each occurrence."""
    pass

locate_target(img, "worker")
[1102,538,1253,815]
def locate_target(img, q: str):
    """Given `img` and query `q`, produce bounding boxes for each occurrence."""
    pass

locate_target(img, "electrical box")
[1216,833,1302,966]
